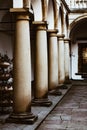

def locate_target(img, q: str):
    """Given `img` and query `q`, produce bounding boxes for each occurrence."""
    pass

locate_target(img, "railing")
[65,0,87,9]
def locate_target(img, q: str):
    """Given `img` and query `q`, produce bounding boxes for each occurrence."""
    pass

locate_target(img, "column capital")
[32,21,48,30]
[57,34,65,40]
[47,29,58,37]
[10,8,29,13]
[10,8,32,20]
[64,38,71,44]
[10,8,29,21]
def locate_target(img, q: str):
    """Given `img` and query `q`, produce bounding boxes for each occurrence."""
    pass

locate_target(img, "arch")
[31,0,58,28]
[31,0,42,21]
[69,15,87,42]
[47,0,58,29]
[60,4,64,33]
[53,0,58,29]
[70,14,87,34]
[57,3,64,34]
[69,14,87,80]
[65,13,69,37]
[41,0,48,21]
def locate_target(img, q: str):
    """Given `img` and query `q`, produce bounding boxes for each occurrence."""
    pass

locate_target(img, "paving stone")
[37,82,87,130]
[0,85,71,130]
[60,115,71,121]
[0,82,87,130]
[42,119,62,125]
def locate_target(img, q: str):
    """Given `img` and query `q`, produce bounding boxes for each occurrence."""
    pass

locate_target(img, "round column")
[7,9,37,124]
[58,34,65,84]
[57,34,67,89]
[47,30,62,96]
[64,38,71,84]
[32,21,52,107]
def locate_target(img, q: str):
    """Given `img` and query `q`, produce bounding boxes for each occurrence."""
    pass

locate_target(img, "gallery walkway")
[36,80,87,130]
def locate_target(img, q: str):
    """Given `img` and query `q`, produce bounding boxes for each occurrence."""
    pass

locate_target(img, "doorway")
[78,43,87,73]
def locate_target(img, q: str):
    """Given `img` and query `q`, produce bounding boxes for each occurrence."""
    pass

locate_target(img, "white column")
[64,38,70,83]
[7,8,37,124]
[48,30,58,90]
[47,30,62,96]
[58,34,65,84]
[32,21,52,106]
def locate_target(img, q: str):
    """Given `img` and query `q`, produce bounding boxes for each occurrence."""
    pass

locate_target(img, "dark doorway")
[78,43,87,73]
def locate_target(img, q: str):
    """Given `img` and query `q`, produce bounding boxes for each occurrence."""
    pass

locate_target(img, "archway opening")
[70,18,87,79]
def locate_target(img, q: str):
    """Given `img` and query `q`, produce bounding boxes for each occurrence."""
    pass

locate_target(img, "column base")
[48,89,62,96]
[59,84,68,89]
[32,98,52,107]
[6,112,38,124]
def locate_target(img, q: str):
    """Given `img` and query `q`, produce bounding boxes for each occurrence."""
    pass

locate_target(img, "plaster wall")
[69,13,85,25]
[0,32,13,59]
[0,9,13,59]
[13,0,23,8]
[71,42,82,79]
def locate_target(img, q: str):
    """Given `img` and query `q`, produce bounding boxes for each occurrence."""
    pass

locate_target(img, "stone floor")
[0,80,87,130]
[37,80,87,130]
[0,84,71,130]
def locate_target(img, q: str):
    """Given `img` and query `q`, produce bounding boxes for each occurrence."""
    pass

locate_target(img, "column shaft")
[58,34,65,84]
[64,38,70,83]
[48,30,58,90]
[7,9,37,124]
[13,14,31,113]
[32,22,52,106]
[47,30,62,96]
[35,23,48,98]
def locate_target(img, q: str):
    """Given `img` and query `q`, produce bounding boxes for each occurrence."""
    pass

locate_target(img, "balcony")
[62,0,87,12]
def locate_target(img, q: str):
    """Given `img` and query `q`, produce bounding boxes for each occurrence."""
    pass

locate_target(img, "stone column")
[64,38,71,84]
[47,29,62,96]
[7,8,37,124]
[32,21,52,107]
[57,34,67,89]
